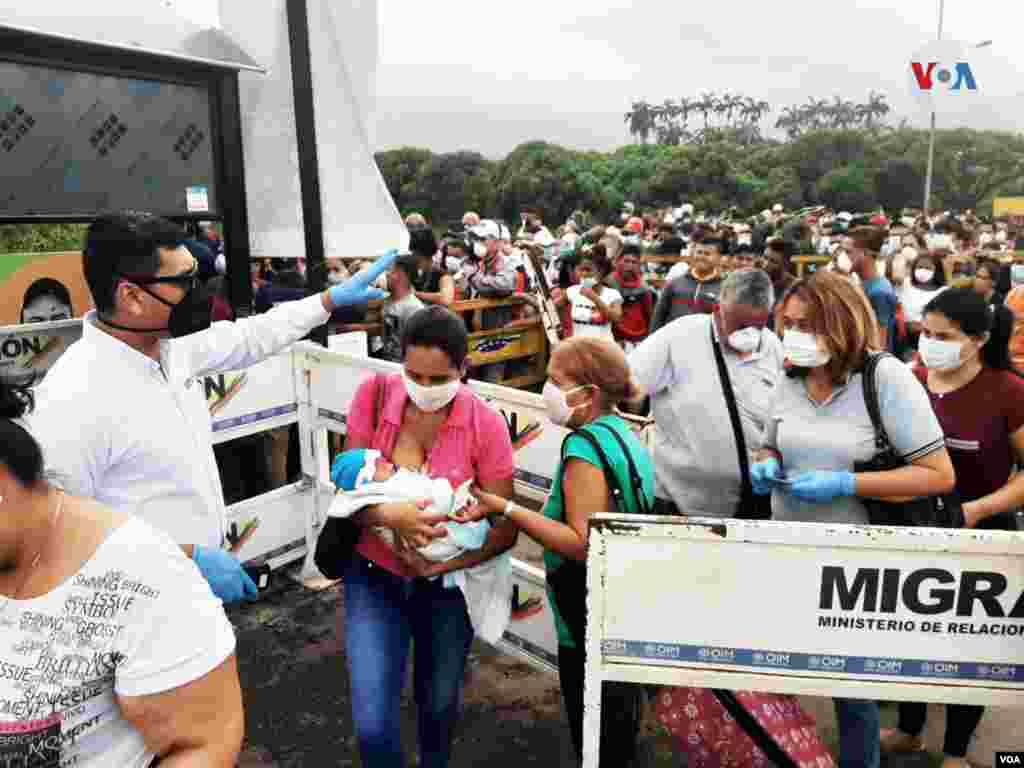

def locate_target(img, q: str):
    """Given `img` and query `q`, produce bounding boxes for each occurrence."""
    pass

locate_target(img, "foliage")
[375,125,1024,229]
[0,224,87,254]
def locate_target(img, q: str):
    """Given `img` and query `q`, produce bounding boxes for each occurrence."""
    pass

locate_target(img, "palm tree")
[865,90,890,129]
[624,100,654,144]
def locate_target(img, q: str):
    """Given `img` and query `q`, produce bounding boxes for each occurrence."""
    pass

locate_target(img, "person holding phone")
[751,271,954,768]
[551,248,622,341]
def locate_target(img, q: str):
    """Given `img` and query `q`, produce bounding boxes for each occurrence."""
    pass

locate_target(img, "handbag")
[853,353,964,527]
[314,373,387,579]
[710,323,772,521]
[546,421,651,649]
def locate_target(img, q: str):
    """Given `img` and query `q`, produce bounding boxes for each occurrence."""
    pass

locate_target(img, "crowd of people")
[0,202,1020,768]
[371,201,1024,768]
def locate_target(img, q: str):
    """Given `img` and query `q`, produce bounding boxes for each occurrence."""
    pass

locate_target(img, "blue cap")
[331,449,380,491]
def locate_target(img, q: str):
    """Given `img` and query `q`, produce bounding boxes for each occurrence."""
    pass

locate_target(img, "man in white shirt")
[629,269,784,517]
[30,212,396,604]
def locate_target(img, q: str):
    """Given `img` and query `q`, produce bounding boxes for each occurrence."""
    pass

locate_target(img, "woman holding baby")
[341,305,517,768]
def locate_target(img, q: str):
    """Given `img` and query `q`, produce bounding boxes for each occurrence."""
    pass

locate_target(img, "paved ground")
[227,566,948,768]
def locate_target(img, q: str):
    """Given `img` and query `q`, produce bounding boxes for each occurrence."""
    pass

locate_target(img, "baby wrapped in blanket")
[328,449,510,642]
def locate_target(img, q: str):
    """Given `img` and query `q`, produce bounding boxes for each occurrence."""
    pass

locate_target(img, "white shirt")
[898,281,946,324]
[30,295,330,548]
[566,285,622,341]
[629,314,784,515]
[0,517,234,767]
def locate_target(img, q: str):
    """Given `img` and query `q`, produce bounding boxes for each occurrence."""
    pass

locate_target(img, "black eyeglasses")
[119,261,199,290]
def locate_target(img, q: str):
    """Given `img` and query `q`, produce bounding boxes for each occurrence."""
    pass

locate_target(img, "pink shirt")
[348,373,515,576]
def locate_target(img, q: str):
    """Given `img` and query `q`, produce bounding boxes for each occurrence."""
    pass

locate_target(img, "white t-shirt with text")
[566,285,622,341]
[0,517,235,767]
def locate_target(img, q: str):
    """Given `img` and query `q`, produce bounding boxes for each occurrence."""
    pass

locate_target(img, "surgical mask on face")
[996,231,1008,244]
[327,271,345,285]
[727,327,762,353]
[836,252,853,273]
[542,381,592,426]
[445,256,462,274]
[472,242,488,259]
[783,329,831,368]
[580,277,597,289]
[914,268,935,285]
[1012,264,1024,285]
[402,371,460,413]
[918,336,964,371]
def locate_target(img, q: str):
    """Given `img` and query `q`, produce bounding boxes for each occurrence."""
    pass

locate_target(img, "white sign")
[582,515,1024,766]
[185,185,210,212]
[205,352,299,443]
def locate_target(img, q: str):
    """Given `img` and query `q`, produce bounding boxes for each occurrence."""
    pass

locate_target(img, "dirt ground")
[228,541,945,768]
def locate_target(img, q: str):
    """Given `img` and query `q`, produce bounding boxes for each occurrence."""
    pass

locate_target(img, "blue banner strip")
[318,408,347,425]
[602,640,1022,683]
[515,468,552,491]
[212,403,298,432]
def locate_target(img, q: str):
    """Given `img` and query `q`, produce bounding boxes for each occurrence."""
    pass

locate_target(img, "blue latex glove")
[193,545,258,604]
[327,249,398,307]
[786,471,857,504]
[749,458,781,496]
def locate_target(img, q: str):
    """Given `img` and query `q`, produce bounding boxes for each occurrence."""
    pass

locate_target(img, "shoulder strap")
[559,427,628,515]
[372,373,387,433]
[709,321,752,496]
[861,353,893,452]
[590,421,653,517]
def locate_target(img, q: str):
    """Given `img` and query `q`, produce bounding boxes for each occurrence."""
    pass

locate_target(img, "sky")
[176,0,1022,158]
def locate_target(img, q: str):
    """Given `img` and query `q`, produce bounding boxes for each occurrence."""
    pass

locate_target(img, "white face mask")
[727,327,762,353]
[836,252,853,273]
[580,277,597,289]
[783,329,831,368]
[542,381,591,426]
[914,268,935,285]
[918,336,964,371]
[1012,264,1024,285]
[403,371,460,413]
[996,231,1008,244]
[327,271,346,285]
[472,241,488,259]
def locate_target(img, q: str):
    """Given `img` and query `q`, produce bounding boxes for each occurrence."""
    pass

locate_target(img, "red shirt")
[606,271,653,342]
[914,366,1024,530]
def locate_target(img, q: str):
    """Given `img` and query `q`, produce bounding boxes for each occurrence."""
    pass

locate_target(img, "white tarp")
[0,0,261,71]
[219,0,408,261]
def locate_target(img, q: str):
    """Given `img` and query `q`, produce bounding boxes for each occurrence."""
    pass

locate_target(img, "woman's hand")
[466,486,509,520]
[393,537,444,579]
[382,500,449,548]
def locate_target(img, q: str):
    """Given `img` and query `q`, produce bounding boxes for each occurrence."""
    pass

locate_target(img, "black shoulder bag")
[853,353,964,528]
[710,323,773,520]
[314,373,387,579]
[545,421,646,762]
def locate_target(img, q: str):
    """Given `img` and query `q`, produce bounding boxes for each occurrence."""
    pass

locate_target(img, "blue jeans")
[834,698,880,768]
[344,554,474,768]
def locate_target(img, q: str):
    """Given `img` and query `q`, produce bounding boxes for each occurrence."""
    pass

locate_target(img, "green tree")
[815,163,876,212]
[374,147,433,215]
[874,159,923,213]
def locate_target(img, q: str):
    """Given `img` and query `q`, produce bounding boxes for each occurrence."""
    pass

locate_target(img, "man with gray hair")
[629,269,785,517]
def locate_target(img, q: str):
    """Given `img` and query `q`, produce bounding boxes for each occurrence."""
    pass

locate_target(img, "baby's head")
[331,449,396,490]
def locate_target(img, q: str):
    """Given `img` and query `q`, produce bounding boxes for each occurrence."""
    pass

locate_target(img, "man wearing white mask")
[630,270,784,516]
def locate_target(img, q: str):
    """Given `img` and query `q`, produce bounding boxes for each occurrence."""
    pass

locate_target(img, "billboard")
[0,60,217,217]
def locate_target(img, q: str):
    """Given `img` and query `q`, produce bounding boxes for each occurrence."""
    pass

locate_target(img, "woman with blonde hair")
[750,271,955,768]
[468,336,655,766]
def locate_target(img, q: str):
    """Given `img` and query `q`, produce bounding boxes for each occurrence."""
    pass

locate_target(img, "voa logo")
[911,61,977,92]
